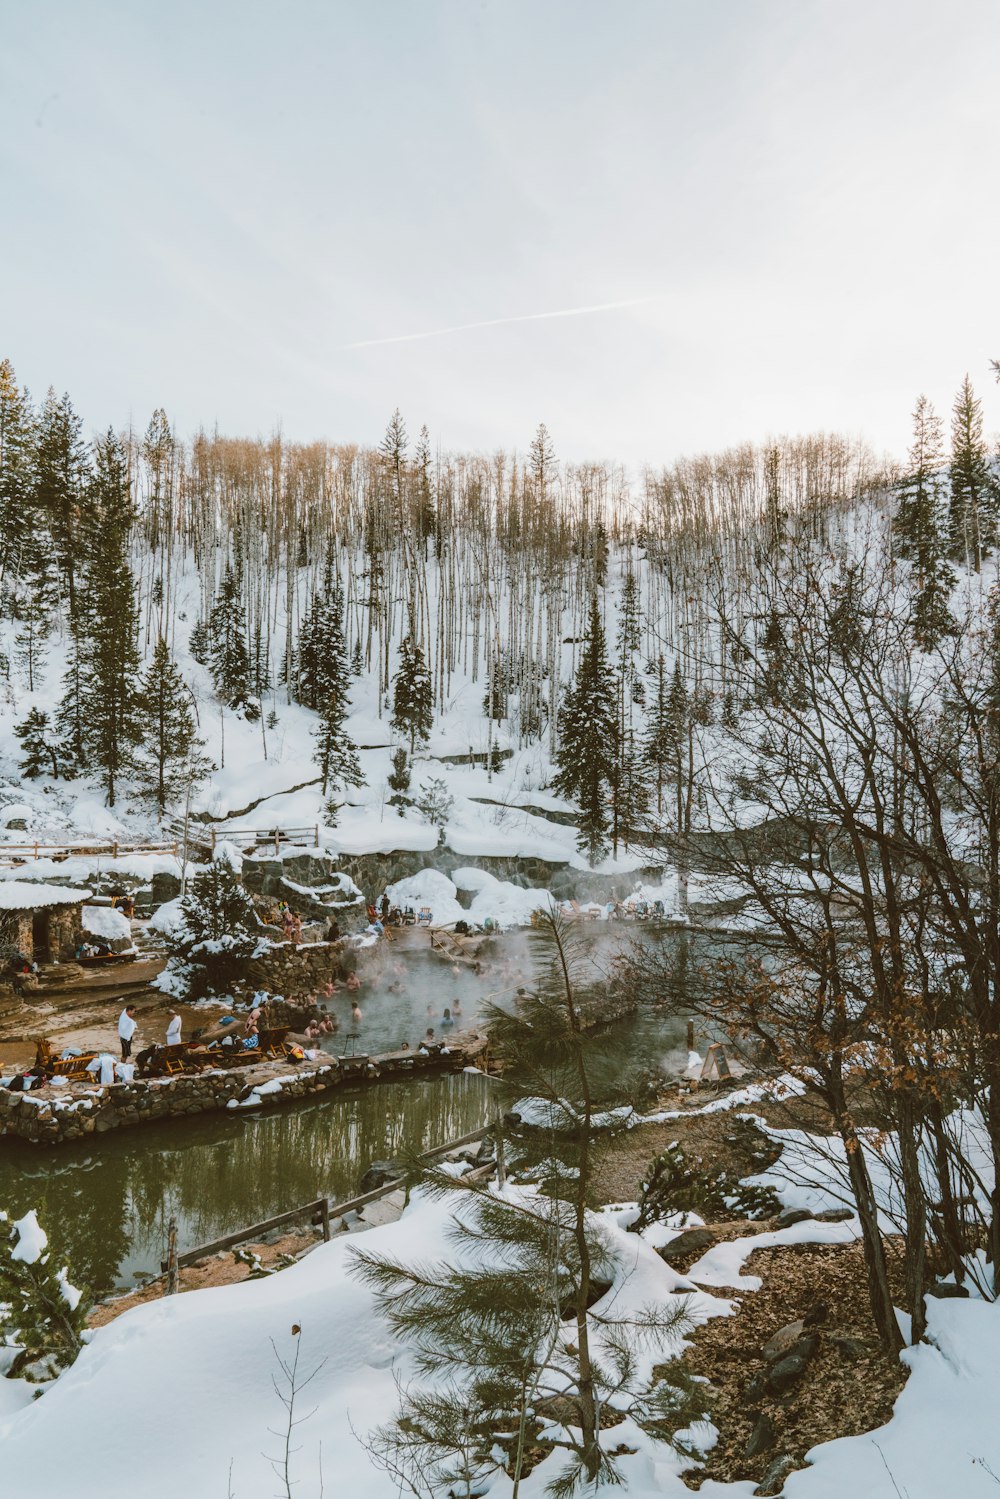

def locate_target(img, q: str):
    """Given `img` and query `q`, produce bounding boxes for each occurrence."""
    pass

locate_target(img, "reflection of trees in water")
[0,1074,494,1295]
[0,1145,132,1300]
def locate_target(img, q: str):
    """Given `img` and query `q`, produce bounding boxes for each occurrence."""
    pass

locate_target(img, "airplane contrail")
[340,295,665,350]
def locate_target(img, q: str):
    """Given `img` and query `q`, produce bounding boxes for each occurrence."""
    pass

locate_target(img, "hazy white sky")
[3,0,998,468]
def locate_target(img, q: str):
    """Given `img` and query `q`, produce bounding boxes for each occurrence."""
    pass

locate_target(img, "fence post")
[314,824,319,848]
[687,1020,695,1052]
[166,1215,179,1295]
[320,1198,331,1241]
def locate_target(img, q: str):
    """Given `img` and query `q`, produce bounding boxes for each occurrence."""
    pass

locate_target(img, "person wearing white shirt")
[166,1013,182,1047]
[117,1005,137,1060]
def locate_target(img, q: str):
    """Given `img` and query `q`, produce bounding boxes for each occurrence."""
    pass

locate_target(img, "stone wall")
[244,940,352,999]
[0,1040,483,1147]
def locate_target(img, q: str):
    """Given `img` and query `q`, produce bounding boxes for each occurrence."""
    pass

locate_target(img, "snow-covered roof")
[0,881,92,911]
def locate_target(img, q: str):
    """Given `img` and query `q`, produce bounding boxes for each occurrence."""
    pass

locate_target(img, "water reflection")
[0,926,723,1298]
[0,1072,495,1295]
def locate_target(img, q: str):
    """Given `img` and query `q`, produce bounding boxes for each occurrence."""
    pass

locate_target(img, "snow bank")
[147,897,187,938]
[0,880,91,911]
[9,1210,47,1265]
[81,905,132,943]
[0,1188,723,1499]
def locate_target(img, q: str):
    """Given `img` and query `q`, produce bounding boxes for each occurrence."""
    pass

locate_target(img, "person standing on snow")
[118,1004,137,1060]
[166,1012,182,1046]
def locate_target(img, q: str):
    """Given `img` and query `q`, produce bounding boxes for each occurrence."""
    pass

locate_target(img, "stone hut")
[0,881,93,965]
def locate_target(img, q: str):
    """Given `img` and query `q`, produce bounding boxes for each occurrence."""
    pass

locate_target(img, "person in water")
[351,1002,363,1024]
[441,1008,454,1027]
[345,972,361,993]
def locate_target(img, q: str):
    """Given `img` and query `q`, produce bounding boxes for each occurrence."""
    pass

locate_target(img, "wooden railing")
[209,826,321,855]
[0,840,179,865]
[161,1125,491,1273]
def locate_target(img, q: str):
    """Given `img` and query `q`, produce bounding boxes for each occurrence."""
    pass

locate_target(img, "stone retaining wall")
[0,1036,485,1147]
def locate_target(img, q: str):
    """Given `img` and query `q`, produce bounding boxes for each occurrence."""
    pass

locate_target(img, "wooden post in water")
[166,1215,179,1295]
[320,1198,331,1241]
[686,1020,695,1052]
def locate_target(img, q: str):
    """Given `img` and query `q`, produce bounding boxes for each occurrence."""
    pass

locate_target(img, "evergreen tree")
[54,634,86,776]
[314,689,364,806]
[168,859,262,995]
[34,388,89,626]
[188,617,210,666]
[553,594,616,865]
[0,1209,89,1380]
[391,636,434,752]
[894,395,955,648]
[0,359,36,591]
[134,638,210,815]
[645,660,691,829]
[416,775,454,844]
[0,365,56,690]
[73,429,141,805]
[14,708,59,779]
[209,563,252,710]
[387,747,412,816]
[482,654,509,721]
[352,913,703,1497]
[350,640,364,677]
[293,562,349,712]
[948,375,994,569]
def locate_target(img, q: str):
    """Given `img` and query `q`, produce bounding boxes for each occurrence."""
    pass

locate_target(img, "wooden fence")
[0,840,179,866]
[208,825,321,855]
[161,1125,491,1273]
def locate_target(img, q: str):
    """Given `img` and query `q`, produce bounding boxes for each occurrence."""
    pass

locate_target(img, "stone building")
[0,881,93,965]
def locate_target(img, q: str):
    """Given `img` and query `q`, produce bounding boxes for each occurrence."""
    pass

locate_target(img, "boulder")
[741,1371,769,1408]
[745,1412,776,1459]
[761,1319,805,1362]
[828,1334,867,1360]
[359,1159,406,1195]
[658,1226,716,1262]
[813,1207,854,1222]
[765,1346,814,1395]
[775,1206,812,1228]
[925,1281,970,1299]
[755,1455,798,1496]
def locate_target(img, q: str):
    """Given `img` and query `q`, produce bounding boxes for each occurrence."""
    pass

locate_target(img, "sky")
[2,0,999,470]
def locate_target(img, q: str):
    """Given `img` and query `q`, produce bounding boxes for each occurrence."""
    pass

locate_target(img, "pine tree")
[169,859,262,995]
[387,747,412,816]
[416,776,454,843]
[352,913,703,1497]
[73,429,141,805]
[314,689,364,806]
[482,655,509,721]
[0,1209,89,1380]
[0,359,36,590]
[894,396,955,648]
[14,708,59,779]
[209,563,252,710]
[0,364,57,691]
[188,617,210,666]
[391,637,434,753]
[134,638,210,815]
[553,594,616,865]
[948,375,994,569]
[645,660,691,829]
[293,561,349,711]
[34,388,89,626]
